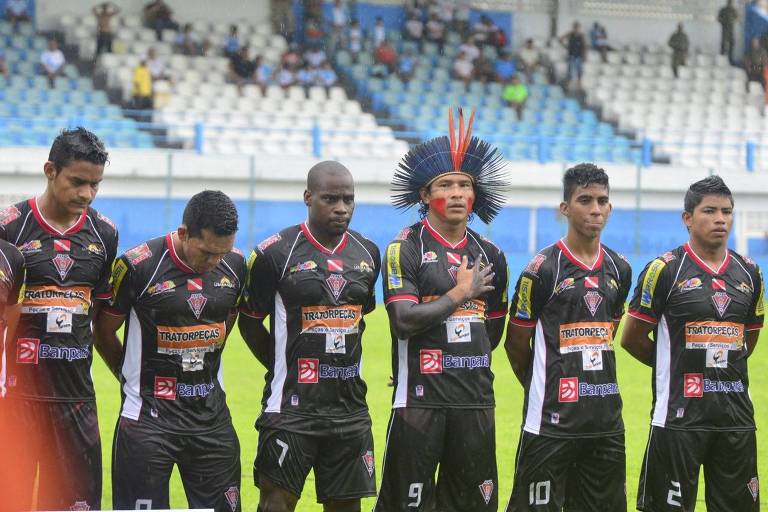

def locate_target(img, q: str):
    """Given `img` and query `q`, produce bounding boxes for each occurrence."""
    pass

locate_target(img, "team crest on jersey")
[422,251,438,263]
[0,205,20,226]
[257,233,281,252]
[447,265,459,283]
[68,501,91,511]
[326,274,347,301]
[362,450,375,478]
[678,278,702,292]
[583,291,602,317]
[125,243,152,265]
[224,486,239,512]
[52,253,74,280]
[479,480,494,505]
[187,293,207,319]
[525,254,546,275]
[748,477,759,502]
[86,243,104,256]
[18,240,42,254]
[711,292,731,317]
[556,278,575,294]
[147,280,176,296]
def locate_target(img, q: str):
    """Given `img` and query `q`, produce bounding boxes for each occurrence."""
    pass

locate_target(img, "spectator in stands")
[318,61,338,89]
[403,12,424,50]
[472,15,498,47]
[304,18,324,48]
[398,49,418,82]
[458,37,480,61]
[5,0,29,31]
[229,45,255,92]
[305,45,327,68]
[329,0,348,54]
[517,38,543,81]
[297,62,316,89]
[454,1,471,38]
[745,37,767,91]
[452,50,474,90]
[718,0,738,64]
[224,25,240,57]
[503,74,528,119]
[495,49,517,83]
[271,0,295,40]
[425,13,446,53]
[0,51,9,81]
[373,16,387,48]
[93,2,120,56]
[254,55,273,92]
[146,46,169,81]
[348,19,363,62]
[559,21,586,90]
[375,39,399,74]
[131,59,153,110]
[474,47,495,83]
[143,0,179,41]
[668,23,689,78]
[282,43,301,68]
[175,23,201,55]
[589,22,612,63]
[40,38,65,88]
[303,0,323,24]
[277,64,297,89]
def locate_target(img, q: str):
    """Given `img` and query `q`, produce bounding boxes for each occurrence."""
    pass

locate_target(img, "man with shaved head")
[240,161,381,511]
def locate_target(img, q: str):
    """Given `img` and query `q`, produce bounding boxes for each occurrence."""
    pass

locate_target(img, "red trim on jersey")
[300,222,348,255]
[100,305,125,317]
[29,197,87,236]
[94,291,113,300]
[509,318,536,327]
[238,306,268,319]
[421,219,468,249]
[487,310,507,320]
[556,239,603,271]
[746,323,763,331]
[683,242,730,275]
[627,310,657,324]
[384,294,419,305]
[166,232,196,274]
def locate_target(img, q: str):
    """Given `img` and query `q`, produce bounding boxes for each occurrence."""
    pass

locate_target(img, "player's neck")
[687,237,728,269]
[305,219,345,251]
[425,213,467,245]
[563,231,601,267]
[36,192,81,232]
[171,231,194,271]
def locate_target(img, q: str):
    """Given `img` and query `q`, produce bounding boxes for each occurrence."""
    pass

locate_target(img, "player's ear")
[559,201,569,217]
[419,186,430,204]
[177,225,187,240]
[303,189,311,207]
[682,210,692,229]
[43,161,57,181]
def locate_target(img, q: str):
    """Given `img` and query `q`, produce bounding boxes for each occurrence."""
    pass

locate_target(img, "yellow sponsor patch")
[684,321,743,350]
[515,276,533,320]
[111,259,128,298]
[559,322,614,353]
[640,259,666,309]
[300,305,362,334]
[387,243,403,290]
[156,322,226,354]
[757,271,765,317]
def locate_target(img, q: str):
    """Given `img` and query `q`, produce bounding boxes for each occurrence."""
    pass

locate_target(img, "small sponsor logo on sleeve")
[515,277,533,319]
[257,233,281,252]
[0,205,21,226]
[386,243,403,290]
[640,259,666,308]
[524,254,546,275]
[125,243,152,265]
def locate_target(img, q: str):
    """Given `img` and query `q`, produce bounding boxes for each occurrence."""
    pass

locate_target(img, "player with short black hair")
[505,163,631,511]
[375,109,509,511]
[621,176,763,511]
[0,127,117,511]
[94,190,245,512]
[239,161,380,512]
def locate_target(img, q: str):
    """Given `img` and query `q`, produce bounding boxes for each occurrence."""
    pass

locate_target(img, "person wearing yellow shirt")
[502,75,528,120]
[132,60,153,110]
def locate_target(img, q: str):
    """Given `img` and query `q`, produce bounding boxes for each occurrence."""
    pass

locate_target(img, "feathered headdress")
[391,107,507,224]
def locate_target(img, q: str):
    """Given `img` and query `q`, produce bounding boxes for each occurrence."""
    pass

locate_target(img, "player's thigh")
[111,416,176,510]
[436,408,498,511]
[254,427,317,500]
[564,434,626,512]
[314,427,376,503]
[506,431,576,512]
[636,427,707,512]
[703,430,759,512]
[178,421,242,512]
[374,408,446,512]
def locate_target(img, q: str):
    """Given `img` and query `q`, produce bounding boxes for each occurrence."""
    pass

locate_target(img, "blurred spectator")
[559,21,586,89]
[146,47,169,81]
[5,0,29,31]
[718,0,738,64]
[745,37,767,91]
[304,45,327,67]
[271,0,295,40]
[303,0,323,24]
[175,23,202,55]
[495,49,517,82]
[329,0,348,54]
[472,15,498,47]
[425,13,446,53]
[318,61,338,89]
[304,18,324,47]
[434,0,454,27]
[93,2,120,56]
[474,47,495,83]
[348,19,363,62]
[403,13,424,49]
[502,75,528,119]
[277,64,297,89]
[373,16,386,48]
[452,50,473,90]
[0,51,9,81]
[224,25,240,57]
[589,22,612,63]
[668,23,689,78]
[375,39,398,73]
[132,59,153,110]
[281,43,302,68]
[454,1,470,38]
[297,63,317,88]
[40,38,65,88]
[255,56,273,92]
[398,49,418,82]
[228,45,255,91]
[143,0,179,41]
[517,38,544,81]
[458,37,480,61]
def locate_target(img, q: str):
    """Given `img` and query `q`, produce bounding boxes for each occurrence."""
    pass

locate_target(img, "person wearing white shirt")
[40,39,65,87]
[277,66,296,89]
[373,16,386,48]
[146,47,169,81]
[330,0,348,54]
[458,38,480,61]
[304,47,327,67]
[452,50,473,90]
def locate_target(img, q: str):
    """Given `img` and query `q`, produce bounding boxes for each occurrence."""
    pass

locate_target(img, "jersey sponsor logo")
[326,274,347,301]
[395,227,411,240]
[555,278,575,294]
[289,260,317,274]
[97,211,116,230]
[355,260,373,273]
[524,254,546,275]
[54,239,70,252]
[677,277,702,292]
[326,333,346,353]
[214,276,237,289]
[111,259,128,298]
[515,276,533,320]
[712,278,726,290]
[232,247,243,257]
[744,255,757,266]
[420,349,443,374]
[187,293,207,319]
[17,338,40,364]
[479,480,494,505]
[156,322,225,354]
[684,321,743,350]
[0,269,7,286]
[154,376,177,400]
[737,281,752,294]
[52,253,74,280]
[423,295,487,321]
[224,486,239,512]
[319,363,360,380]
[756,270,765,317]
[386,243,403,290]
[22,285,91,314]
[415,384,424,396]
[0,205,21,226]
[706,347,728,368]
[558,322,613,353]
[327,259,344,272]
[685,373,745,396]
[187,278,203,291]
[447,320,471,343]
[125,243,152,265]
[18,239,42,254]
[640,259,666,308]
[47,310,72,333]
[582,349,603,371]
[298,358,319,383]
[362,450,375,478]
[446,252,462,265]
[257,233,281,251]
[660,251,676,263]
[177,381,215,398]
[584,276,599,288]
[608,278,619,290]
[147,280,176,296]
[421,251,438,264]
[711,292,731,317]
[86,243,104,256]
[559,377,579,402]
[17,338,89,363]
[583,291,602,316]
[683,373,703,397]
[558,377,619,402]
[748,477,759,503]
[301,304,362,334]
[419,348,490,373]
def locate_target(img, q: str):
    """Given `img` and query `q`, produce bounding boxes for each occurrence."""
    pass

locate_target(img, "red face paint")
[430,197,447,217]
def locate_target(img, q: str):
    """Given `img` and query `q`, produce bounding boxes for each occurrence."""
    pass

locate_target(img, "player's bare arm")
[505,323,534,384]
[486,316,505,350]
[620,314,655,366]
[93,306,125,379]
[746,329,760,358]
[238,314,273,368]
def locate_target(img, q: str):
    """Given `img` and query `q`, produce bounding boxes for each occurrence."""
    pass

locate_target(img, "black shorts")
[112,416,241,512]
[505,430,626,512]
[0,399,101,511]
[374,407,498,512]
[637,426,759,512]
[254,425,376,502]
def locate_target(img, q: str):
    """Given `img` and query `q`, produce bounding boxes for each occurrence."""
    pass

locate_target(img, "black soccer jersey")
[0,238,24,321]
[509,241,632,437]
[107,233,246,434]
[628,243,764,431]
[241,223,381,423]
[0,199,118,402]
[381,220,508,409]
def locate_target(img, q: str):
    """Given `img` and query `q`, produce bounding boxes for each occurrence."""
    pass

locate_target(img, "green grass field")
[93,309,768,510]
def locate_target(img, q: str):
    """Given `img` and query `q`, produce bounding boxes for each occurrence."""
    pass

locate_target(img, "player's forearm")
[94,331,123,379]
[239,316,273,368]
[621,336,654,366]
[486,318,505,350]
[388,292,463,339]
[505,340,531,385]
[746,330,760,358]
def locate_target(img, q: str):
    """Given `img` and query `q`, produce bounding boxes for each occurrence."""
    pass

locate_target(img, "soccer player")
[0,128,116,511]
[505,163,632,511]
[375,109,509,511]
[239,161,381,511]
[621,175,763,511]
[94,190,245,512]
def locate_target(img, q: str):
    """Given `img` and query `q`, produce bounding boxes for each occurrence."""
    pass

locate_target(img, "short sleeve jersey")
[381,220,509,409]
[241,224,381,428]
[0,199,118,402]
[509,241,632,437]
[107,233,246,434]
[628,243,764,431]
